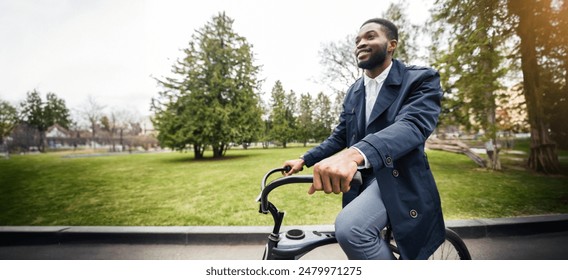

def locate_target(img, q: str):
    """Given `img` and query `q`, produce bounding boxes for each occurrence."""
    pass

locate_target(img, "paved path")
[2,215,568,260]
[2,231,568,260]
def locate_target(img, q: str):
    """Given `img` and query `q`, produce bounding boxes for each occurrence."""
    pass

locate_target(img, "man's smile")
[356,49,372,59]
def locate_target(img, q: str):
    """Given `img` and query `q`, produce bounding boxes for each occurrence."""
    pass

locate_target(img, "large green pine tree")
[313,92,334,142]
[268,81,296,148]
[19,90,71,152]
[152,12,263,158]
[296,92,314,147]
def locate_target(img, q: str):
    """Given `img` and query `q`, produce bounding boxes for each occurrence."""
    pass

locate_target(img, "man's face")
[355,23,390,70]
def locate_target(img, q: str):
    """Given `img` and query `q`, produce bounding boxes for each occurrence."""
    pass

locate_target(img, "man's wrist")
[346,148,364,165]
[349,147,370,169]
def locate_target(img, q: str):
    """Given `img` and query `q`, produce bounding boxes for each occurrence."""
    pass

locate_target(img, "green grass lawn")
[1,145,567,226]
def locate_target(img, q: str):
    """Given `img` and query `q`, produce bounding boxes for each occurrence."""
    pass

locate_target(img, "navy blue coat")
[303,59,445,260]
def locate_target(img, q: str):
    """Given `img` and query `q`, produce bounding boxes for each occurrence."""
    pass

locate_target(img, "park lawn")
[0,148,341,226]
[0,146,567,226]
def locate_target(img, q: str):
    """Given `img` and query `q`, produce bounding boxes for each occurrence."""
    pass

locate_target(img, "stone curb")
[1,215,568,246]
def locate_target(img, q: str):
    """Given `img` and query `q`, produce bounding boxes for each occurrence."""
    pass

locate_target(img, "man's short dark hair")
[361,18,398,41]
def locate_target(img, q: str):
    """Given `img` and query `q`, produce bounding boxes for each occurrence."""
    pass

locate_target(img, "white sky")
[0,0,434,118]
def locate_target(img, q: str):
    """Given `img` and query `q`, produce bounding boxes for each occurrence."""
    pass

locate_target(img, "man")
[283,18,445,260]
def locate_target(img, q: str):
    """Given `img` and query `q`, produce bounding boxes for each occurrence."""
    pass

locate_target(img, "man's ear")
[388,40,398,53]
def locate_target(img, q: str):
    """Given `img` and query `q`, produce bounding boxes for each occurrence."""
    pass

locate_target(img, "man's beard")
[357,42,388,70]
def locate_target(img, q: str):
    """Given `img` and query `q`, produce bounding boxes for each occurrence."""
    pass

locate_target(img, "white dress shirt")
[354,62,393,169]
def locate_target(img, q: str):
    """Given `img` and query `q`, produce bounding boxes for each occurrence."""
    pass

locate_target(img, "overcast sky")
[0,0,434,117]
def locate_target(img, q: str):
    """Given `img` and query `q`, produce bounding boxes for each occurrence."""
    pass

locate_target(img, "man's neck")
[365,59,392,79]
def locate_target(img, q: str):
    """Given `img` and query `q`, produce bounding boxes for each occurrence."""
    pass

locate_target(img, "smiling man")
[284,18,445,260]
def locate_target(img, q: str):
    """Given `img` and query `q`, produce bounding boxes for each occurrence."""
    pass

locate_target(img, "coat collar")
[366,59,404,127]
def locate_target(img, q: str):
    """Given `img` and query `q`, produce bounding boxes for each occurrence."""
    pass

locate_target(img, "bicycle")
[257,167,472,260]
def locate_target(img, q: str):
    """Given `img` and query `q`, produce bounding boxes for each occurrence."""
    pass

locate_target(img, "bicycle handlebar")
[257,167,363,213]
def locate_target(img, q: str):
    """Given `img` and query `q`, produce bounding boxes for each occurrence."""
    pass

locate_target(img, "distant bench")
[426,138,486,167]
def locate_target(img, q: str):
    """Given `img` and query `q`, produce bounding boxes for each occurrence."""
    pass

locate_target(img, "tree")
[509,0,561,173]
[152,12,263,158]
[534,2,568,149]
[313,92,335,142]
[384,1,421,64]
[318,34,362,108]
[296,93,314,147]
[19,90,71,152]
[0,100,18,146]
[431,0,511,170]
[80,95,106,149]
[268,81,296,148]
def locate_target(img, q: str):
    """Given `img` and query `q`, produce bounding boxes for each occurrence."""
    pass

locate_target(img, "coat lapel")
[366,60,403,129]
[351,79,366,140]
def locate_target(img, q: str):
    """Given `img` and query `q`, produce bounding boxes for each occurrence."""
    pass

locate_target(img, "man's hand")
[309,148,364,195]
[283,158,305,176]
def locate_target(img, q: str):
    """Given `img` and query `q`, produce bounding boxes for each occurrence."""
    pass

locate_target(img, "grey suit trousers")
[335,179,395,260]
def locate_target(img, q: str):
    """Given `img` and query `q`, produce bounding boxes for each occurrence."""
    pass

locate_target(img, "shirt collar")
[363,61,393,86]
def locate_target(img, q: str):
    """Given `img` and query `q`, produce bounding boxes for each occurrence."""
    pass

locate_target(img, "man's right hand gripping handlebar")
[284,148,364,195]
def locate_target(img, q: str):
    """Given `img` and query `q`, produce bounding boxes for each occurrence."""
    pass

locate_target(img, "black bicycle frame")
[257,167,362,259]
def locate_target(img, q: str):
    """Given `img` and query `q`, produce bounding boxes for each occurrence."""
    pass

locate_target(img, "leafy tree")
[384,1,421,64]
[0,100,18,146]
[313,92,335,142]
[534,2,568,150]
[268,81,296,148]
[296,92,314,147]
[432,0,511,170]
[152,12,263,158]
[431,0,564,174]
[508,0,563,173]
[19,90,71,152]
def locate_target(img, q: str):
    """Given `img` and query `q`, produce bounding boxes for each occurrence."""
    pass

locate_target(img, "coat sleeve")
[352,68,443,174]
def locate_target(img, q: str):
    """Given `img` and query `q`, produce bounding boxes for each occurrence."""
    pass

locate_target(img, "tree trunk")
[212,144,224,158]
[509,0,560,174]
[120,129,124,152]
[91,123,97,150]
[193,144,204,159]
[38,130,46,152]
[483,59,501,171]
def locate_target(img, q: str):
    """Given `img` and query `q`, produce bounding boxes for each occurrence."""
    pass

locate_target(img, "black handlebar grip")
[283,165,303,173]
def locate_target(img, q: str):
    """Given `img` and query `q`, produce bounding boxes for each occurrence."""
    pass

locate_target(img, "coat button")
[386,156,393,165]
[410,209,418,218]
[392,169,399,177]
